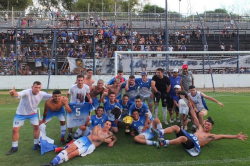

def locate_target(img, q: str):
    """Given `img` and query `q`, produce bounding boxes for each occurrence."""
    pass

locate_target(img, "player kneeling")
[130,109,164,147]
[42,121,117,166]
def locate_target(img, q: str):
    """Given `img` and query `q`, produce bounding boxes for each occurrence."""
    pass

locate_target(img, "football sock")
[61,125,66,138]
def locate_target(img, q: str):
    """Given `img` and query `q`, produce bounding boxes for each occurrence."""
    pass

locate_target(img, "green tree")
[0,0,33,11]
[120,0,139,12]
[74,0,116,12]
[206,8,228,14]
[142,4,165,13]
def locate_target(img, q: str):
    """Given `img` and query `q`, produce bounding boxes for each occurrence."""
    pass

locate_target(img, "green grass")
[0,94,250,166]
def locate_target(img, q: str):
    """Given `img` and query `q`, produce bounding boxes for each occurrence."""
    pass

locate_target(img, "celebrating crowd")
[6,66,247,166]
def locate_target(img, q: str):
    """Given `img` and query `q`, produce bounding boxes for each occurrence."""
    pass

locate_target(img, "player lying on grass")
[42,121,117,166]
[39,89,72,144]
[151,102,248,156]
[130,109,162,147]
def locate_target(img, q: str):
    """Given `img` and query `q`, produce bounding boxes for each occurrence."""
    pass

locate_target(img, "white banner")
[67,55,250,73]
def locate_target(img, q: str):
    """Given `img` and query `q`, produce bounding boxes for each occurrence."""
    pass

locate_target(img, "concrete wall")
[0,74,249,90]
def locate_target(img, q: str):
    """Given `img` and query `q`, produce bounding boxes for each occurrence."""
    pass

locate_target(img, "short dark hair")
[135,95,141,100]
[189,85,196,90]
[129,75,135,79]
[109,92,116,96]
[96,106,104,112]
[156,68,164,73]
[53,89,61,95]
[77,75,84,79]
[123,94,129,98]
[132,109,139,114]
[33,81,41,86]
[206,116,214,125]
[87,69,93,72]
[117,69,123,74]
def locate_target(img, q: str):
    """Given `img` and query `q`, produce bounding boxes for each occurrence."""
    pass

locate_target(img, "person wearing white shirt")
[6,81,52,155]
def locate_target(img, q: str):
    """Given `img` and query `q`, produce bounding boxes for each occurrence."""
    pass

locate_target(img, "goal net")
[114,51,250,96]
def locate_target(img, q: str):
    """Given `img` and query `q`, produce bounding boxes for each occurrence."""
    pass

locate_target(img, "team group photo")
[1,0,250,165]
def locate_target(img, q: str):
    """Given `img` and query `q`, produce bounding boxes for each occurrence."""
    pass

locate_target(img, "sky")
[150,0,250,15]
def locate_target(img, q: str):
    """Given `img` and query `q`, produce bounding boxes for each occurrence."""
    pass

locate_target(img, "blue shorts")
[43,107,65,123]
[92,97,99,109]
[110,121,117,127]
[13,113,39,127]
[139,124,154,140]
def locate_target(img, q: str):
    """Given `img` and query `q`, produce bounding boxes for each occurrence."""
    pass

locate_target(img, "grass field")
[0,91,250,166]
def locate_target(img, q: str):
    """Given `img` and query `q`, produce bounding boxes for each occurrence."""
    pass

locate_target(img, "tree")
[206,8,228,14]
[0,0,33,11]
[74,0,116,12]
[120,0,139,12]
[142,4,165,13]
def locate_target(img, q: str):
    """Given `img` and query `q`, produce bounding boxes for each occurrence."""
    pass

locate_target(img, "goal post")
[114,51,250,96]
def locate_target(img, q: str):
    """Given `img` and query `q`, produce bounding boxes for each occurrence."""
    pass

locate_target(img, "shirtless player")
[151,103,248,156]
[42,121,117,166]
[40,90,72,144]
[105,78,123,102]
[90,79,105,109]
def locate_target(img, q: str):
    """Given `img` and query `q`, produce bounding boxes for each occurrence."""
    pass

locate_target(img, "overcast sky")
[150,0,250,15]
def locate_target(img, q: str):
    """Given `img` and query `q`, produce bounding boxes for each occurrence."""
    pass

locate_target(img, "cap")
[141,71,147,76]
[174,85,181,89]
[182,64,188,69]
[173,68,179,73]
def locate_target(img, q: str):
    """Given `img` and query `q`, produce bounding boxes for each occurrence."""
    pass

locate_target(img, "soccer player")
[42,121,117,166]
[124,75,139,102]
[130,109,162,147]
[151,106,247,156]
[6,81,52,155]
[105,78,124,101]
[83,69,95,100]
[129,96,153,133]
[151,68,171,124]
[179,64,194,93]
[188,85,224,125]
[102,92,122,133]
[108,69,126,85]
[89,79,105,109]
[118,94,134,127]
[73,106,108,139]
[39,90,72,144]
[135,71,153,113]
[66,75,92,143]
[168,68,182,123]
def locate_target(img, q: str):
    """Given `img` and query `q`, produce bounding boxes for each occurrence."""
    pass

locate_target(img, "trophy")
[123,116,133,135]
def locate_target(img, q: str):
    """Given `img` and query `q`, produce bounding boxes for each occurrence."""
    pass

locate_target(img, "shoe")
[33,144,41,151]
[6,147,18,155]
[175,117,180,123]
[60,138,66,145]
[191,126,196,133]
[151,128,161,138]
[164,120,169,125]
[41,162,54,166]
[153,141,160,148]
[66,136,72,143]
[170,119,174,123]
[184,126,188,130]
[188,117,192,122]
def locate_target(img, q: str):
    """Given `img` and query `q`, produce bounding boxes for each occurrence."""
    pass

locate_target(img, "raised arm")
[201,93,224,107]
[61,96,72,113]
[9,86,18,97]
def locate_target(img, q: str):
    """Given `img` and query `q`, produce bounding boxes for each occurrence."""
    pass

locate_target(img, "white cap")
[174,85,181,89]
[173,68,179,73]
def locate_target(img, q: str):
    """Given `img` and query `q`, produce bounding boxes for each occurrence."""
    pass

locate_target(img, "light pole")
[165,0,169,71]
[179,0,181,21]
[102,0,103,18]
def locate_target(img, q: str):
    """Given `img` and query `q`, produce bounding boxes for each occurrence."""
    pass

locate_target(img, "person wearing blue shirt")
[118,94,134,126]
[130,109,163,147]
[135,71,153,113]
[42,55,48,70]
[124,75,139,102]
[108,69,126,85]
[102,92,122,133]
[167,68,182,123]
[73,106,108,139]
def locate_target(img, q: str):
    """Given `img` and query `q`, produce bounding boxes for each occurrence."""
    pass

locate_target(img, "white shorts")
[62,37,66,40]
[13,113,39,127]
[139,124,154,140]
[74,136,96,155]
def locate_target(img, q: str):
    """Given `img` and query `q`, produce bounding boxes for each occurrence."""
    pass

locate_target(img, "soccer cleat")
[153,141,160,148]
[170,119,174,123]
[33,144,41,151]
[164,120,169,125]
[175,117,180,123]
[60,138,66,145]
[66,136,72,143]
[41,162,54,166]
[6,147,18,155]
[151,128,161,138]
[184,126,188,131]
